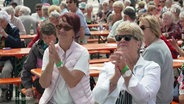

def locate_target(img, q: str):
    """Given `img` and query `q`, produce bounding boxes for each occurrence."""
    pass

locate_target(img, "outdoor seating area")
[0,0,184,103]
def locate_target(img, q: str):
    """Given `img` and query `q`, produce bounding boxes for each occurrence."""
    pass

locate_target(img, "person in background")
[60,2,68,15]
[79,2,86,14]
[10,2,17,8]
[42,5,50,20]
[139,15,174,103]
[0,10,23,102]
[48,5,61,15]
[27,10,60,48]
[123,0,131,8]
[96,0,112,23]
[39,12,94,104]
[161,11,182,39]
[107,1,124,30]
[93,21,160,104]
[3,6,26,35]
[170,4,182,26]
[21,21,57,104]
[84,4,96,24]
[19,6,38,35]
[107,6,136,43]
[31,3,44,21]
[48,11,60,26]
[14,5,22,17]
[66,0,91,44]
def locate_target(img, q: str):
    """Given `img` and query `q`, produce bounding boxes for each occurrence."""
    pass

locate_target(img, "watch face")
[124,70,132,77]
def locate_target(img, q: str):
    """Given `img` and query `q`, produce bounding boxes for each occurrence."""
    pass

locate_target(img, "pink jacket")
[39,41,94,104]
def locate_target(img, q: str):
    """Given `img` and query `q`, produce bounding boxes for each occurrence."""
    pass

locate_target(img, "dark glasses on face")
[36,8,41,11]
[140,25,150,30]
[56,24,73,31]
[115,35,138,42]
[66,1,72,4]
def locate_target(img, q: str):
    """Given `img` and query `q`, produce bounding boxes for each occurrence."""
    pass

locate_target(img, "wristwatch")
[122,69,132,77]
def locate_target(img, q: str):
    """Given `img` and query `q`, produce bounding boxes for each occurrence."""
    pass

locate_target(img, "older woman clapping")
[39,13,93,104]
[93,21,161,104]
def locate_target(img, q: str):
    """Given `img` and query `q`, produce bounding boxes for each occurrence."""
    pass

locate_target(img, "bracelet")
[56,61,63,68]
[120,65,129,74]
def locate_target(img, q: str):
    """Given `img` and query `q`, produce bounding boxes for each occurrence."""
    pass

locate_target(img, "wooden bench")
[90,58,109,64]
[88,38,98,43]
[0,77,21,85]
[171,101,179,104]
[0,77,22,103]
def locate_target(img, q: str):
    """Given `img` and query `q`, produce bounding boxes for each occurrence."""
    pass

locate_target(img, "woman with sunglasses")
[92,21,161,104]
[39,12,94,104]
[139,15,174,103]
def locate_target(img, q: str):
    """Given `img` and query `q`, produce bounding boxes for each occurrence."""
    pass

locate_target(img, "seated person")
[21,21,57,103]
[0,10,23,102]
[107,6,136,43]
[93,21,161,103]
[39,13,94,104]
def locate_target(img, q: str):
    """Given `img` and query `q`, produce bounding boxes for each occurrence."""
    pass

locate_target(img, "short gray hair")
[19,6,31,15]
[49,10,60,19]
[0,11,10,23]
[170,4,182,14]
[3,6,15,15]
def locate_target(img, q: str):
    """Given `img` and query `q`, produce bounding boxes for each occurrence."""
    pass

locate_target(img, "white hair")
[19,6,31,15]
[0,11,10,23]
[49,10,60,18]
[3,6,15,15]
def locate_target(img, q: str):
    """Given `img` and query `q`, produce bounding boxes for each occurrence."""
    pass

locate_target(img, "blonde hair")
[140,15,161,38]
[48,5,61,14]
[113,1,124,10]
[116,21,144,42]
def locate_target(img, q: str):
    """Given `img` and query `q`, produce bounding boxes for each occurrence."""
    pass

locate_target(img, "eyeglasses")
[66,1,72,4]
[56,24,73,31]
[36,8,41,11]
[140,25,150,30]
[115,35,138,42]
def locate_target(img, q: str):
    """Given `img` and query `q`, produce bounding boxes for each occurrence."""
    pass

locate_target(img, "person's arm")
[169,36,184,57]
[21,45,37,89]
[17,18,26,35]
[92,62,122,104]
[2,26,22,48]
[39,48,54,88]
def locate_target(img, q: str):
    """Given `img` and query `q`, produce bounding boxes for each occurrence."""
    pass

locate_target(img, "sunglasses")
[56,24,73,31]
[115,35,138,42]
[36,8,41,11]
[140,25,150,30]
[66,1,72,4]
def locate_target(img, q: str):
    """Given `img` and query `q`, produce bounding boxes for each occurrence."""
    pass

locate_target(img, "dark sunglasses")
[115,35,138,42]
[66,1,72,4]
[36,8,41,11]
[140,25,150,30]
[56,24,73,31]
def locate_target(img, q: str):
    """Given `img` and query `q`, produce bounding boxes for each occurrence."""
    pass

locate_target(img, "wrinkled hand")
[169,36,178,50]
[48,41,60,64]
[109,49,126,73]
[26,88,34,97]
